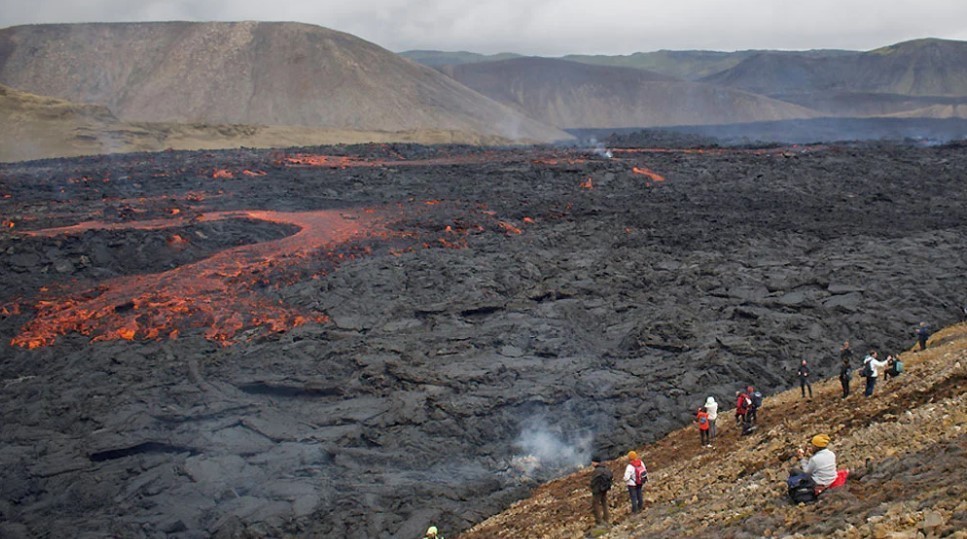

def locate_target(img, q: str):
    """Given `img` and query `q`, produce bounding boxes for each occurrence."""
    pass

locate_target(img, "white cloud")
[1,0,966,54]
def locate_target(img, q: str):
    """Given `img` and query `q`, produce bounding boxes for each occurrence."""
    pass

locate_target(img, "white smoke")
[588,137,612,159]
[510,417,592,479]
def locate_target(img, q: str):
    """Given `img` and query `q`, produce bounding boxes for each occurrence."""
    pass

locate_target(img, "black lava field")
[1,140,965,538]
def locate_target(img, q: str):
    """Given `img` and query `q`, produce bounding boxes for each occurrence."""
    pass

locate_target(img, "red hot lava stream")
[11,209,384,349]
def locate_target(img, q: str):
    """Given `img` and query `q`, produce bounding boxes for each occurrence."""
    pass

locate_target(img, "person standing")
[735,390,749,427]
[838,341,853,398]
[862,350,889,397]
[747,385,762,425]
[695,408,711,447]
[589,456,613,526]
[797,360,813,399]
[915,322,931,351]
[622,451,647,514]
[704,396,718,446]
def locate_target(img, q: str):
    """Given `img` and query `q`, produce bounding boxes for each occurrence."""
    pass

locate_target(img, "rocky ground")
[464,323,967,539]
[0,140,965,538]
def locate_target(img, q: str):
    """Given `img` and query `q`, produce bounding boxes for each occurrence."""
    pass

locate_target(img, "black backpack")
[591,469,612,493]
[751,391,763,408]
[787,474,817,504]
[860,361,873,378]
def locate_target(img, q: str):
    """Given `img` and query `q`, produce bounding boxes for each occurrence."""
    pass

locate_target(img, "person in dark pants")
[797,359,813,398]
[863,350,889,397]
[838,341,853,398]
[622,451,647,513]
[589,456,613,526]
[915,322,930,351]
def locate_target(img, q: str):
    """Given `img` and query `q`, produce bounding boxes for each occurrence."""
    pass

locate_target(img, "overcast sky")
[2,0,966,55]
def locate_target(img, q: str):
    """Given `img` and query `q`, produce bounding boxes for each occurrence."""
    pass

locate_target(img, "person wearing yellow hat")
[794,434,848,494]
[423,525,443,539]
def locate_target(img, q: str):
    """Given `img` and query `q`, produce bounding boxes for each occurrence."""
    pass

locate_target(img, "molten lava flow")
[12,210,384,348]
[632,166,666,183]
[580,177,594,190]
[212,169,234,179]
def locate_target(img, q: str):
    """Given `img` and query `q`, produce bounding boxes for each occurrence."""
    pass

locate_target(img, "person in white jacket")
[863,350,889,397]
[794,434,848,494]
[622,451,647,514]
[704,396,718,446]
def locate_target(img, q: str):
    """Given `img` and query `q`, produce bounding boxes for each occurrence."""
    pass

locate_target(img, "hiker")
[589,455,613,526]
[734,390,749,427]
[797,359,813,399]
[915,322,931,351]
[423,526,443,539]
[695,407,711,447]
[622,450,647,514]
[862,350,889,397]
[747,385,763,425]
[704,396,718,445]
[839,341,854,398]
[885,354,904,379]
[791,434,849,496]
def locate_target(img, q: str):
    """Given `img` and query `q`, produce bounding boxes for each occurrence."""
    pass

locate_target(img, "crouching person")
[788,434,849,502]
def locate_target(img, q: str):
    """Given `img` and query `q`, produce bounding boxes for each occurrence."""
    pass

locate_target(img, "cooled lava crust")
[1,141,965,537]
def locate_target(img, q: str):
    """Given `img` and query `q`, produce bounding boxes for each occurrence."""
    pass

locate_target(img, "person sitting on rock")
[793,434,849,495]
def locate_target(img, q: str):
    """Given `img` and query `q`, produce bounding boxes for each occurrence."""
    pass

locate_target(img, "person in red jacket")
[735,390,750,426]
[695,407,711,447]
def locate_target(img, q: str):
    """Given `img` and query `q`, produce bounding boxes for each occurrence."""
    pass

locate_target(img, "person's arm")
[623,464,633,483]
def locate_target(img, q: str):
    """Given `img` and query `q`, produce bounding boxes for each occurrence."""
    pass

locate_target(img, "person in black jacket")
[838,341,853,398]
[915,322,930,351]
[798,359,813,399]
[589,456,613,526]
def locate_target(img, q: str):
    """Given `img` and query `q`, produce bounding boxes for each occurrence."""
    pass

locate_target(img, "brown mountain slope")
[443,57,818,129]
[0,22,568,143]
[0,84,530,162]
[462,324,967,538]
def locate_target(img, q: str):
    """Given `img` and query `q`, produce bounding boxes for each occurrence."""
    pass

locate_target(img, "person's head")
[426,526,438,538]
[628,450,638,461]
[801,359,807,365]
[920,321,927,327]
[706,396,716,405]
[591,455,602,466]
[843,340,850,348]
[747,385,754,393]
[810,434,830,451]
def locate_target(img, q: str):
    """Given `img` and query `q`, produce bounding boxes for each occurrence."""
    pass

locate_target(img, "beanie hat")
[426,526,438,536]
[811,434,830,448]
[628,451,638,460]
[706,396,716,405]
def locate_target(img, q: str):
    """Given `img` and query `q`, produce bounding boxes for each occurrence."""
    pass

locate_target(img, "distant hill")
[0,83,533,162]
[701,39,967,116]
[442,57,818,129]
[561,49,854,81]
[0,22,568,144]
[399,50,523,67]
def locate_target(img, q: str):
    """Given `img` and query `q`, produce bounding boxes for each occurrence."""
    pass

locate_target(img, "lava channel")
[11,209,384,349]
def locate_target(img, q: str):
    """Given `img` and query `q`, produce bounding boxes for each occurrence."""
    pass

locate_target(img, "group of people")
[837,339,907,399]
[582,322,941,528]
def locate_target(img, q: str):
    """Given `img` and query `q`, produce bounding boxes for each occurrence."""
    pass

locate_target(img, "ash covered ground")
[1,141,965,538]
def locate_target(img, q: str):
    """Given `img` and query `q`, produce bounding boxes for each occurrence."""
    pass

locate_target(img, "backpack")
[787,474,818,504]
[893,360,904,374]
[591,469,612,493]
[860,360,873,378]
[751,391,763,408]
[633,462,648,486]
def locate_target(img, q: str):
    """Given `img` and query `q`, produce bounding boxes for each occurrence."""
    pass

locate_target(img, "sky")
[2,0,966,55]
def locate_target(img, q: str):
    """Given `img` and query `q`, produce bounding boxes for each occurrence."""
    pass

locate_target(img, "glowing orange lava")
[632,167,666,183]
[12,209,383,348]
